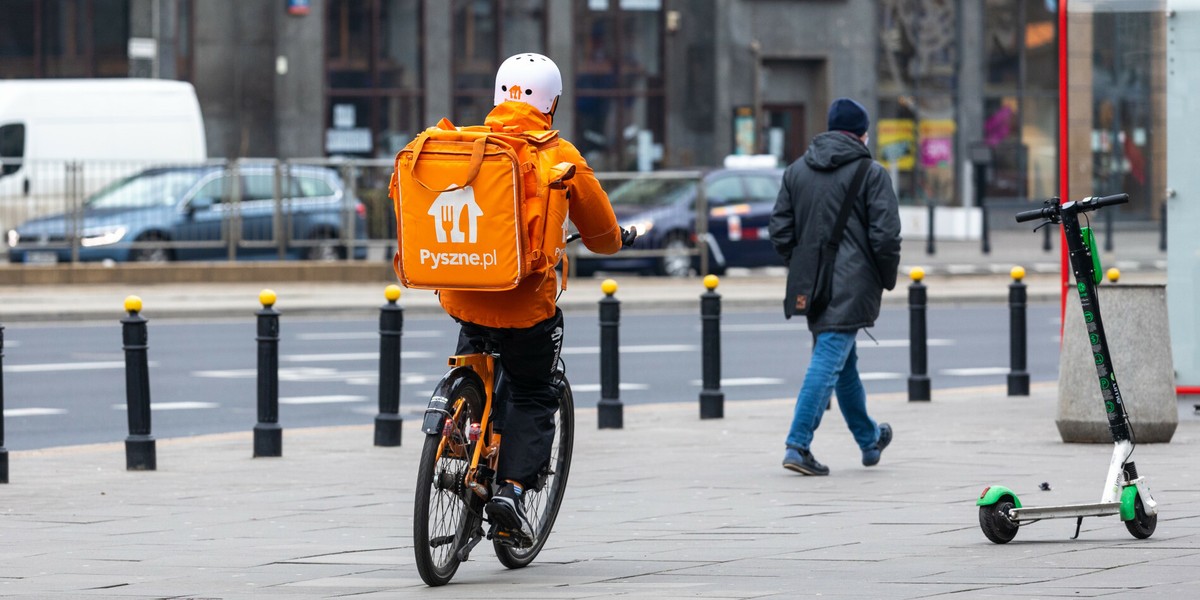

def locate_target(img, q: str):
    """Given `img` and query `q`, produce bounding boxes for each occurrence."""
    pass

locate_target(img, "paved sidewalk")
[3,383,1198,597]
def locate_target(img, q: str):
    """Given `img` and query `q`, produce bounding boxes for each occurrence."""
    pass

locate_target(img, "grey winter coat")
[769,131,902,332]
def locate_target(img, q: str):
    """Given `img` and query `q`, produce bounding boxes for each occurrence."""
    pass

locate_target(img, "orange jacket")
[438,102,623,328]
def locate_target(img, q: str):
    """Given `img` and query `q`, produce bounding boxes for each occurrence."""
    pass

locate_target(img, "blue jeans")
[785,331,879,452]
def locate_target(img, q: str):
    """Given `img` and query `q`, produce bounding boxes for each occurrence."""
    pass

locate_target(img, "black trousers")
[455,309,563,490]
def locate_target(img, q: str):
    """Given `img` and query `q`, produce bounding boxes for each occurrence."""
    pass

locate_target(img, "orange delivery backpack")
[389,118,572,291]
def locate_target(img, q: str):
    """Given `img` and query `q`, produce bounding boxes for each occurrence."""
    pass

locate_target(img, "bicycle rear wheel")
[413,377,484,587]
[493,374,575,568]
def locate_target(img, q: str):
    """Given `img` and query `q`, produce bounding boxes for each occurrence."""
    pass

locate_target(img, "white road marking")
[571,383,650,393]
[721,324,806,333]
[5,361,157,373]
[4,408,66,417]
[280,395,368,405]
[561,344,695,355]
[109,402,219,411]
[857,339,954,348]
[282,352,432,362]
[941,367,1011,376]
[688,377,785,386]
[858,372,906,381]
[192,367,432,386]
[297,330,444,341]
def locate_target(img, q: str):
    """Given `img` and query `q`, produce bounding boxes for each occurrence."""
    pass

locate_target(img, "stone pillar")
[1058,284,1177,443]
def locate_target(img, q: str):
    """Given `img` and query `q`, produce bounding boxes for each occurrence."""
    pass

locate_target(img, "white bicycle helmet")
[494,52,562,115]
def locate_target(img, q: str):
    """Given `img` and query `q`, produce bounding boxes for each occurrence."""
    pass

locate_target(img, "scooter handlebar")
[1014,206,1054,223]
[1089,193,1129,208]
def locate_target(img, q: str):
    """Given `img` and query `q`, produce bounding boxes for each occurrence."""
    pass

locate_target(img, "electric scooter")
[976,193,1158,543]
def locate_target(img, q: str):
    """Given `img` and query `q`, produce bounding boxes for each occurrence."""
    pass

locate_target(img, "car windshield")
[86,170,203,209]
[606,178,697,208]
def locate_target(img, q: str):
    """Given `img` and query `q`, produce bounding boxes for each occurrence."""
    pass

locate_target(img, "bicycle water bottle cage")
[1080,227,1103,285]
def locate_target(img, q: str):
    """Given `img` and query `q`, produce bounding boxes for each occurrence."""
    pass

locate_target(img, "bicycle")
[412,231,593,587]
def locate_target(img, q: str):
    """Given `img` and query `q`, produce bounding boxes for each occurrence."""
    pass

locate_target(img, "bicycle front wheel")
[413,377,484,586]
[494,374,575,568]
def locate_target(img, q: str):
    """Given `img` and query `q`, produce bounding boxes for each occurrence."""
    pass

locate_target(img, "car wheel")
[129,233,173,263]
[305,232,345,261]
[658,233,694,277]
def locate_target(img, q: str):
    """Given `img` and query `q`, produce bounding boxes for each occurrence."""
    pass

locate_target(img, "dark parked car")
[575,167,785,276]
[6,164,367,263]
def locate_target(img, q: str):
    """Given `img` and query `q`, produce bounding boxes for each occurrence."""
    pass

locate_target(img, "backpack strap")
[407,132,487,194]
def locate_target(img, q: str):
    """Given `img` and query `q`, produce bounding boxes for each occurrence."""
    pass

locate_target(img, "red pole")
[1178,386,1200,395]
[1058,0,1070,331]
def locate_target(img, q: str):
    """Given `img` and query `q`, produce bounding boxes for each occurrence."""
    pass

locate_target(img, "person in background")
[769,97,902,476]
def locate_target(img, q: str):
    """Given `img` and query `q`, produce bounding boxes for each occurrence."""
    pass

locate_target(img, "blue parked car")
[6,164,367,263]
[575,167,785,276]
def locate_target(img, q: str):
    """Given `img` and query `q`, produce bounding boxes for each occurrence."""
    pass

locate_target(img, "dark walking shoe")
[862,423,893,467]
[486,483,534,546]
[782,447,830,476]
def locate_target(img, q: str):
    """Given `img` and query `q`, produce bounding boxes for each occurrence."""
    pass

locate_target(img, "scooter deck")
[1011,501,1121,521]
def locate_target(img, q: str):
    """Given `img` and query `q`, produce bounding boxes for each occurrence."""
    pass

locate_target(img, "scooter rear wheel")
[1124,494,1156,539]
[979,499,1019,544]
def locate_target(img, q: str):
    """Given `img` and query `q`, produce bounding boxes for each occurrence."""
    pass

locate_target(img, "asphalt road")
[1,303,1063,451]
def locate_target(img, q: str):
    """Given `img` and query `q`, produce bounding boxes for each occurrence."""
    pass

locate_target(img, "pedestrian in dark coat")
[769,97,902,476]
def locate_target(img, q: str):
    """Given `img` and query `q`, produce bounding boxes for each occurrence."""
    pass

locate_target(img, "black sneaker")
[486,483,535,546]
[862,423,893,467]
[782,447,830,476]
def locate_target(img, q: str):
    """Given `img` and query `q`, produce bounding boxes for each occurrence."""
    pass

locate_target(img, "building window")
[325,0,424,157]
[982,0,1058,203]
[0,0,132,79]
[1089,10,1156,218]
[877,0,958,207]
[574,0,665,172]
[452,0,548,124]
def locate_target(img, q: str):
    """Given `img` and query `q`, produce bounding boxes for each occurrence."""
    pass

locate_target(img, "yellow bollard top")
[1011,266,1026,282]
[601,278,618,296]
[385,284,402,302]
[259,288,277,308]
[1107,267,1120,283]
[703,274,719,291]
[124,295,143,313]
[909,267,925,283]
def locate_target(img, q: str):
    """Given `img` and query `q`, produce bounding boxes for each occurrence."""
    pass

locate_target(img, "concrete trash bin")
[1058,283,1177,443]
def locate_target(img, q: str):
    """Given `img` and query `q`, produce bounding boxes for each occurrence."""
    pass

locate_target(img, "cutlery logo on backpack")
[419,186,497,270]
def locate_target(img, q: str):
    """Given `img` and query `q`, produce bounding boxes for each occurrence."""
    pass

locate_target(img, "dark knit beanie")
[827,98,869,136]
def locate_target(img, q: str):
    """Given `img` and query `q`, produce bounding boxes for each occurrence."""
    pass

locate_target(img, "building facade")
[0,0,1166,219]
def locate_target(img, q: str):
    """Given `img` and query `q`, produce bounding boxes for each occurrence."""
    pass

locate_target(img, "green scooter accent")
[977,485,1022,508]
[1119,485,1138,521]
[1081,227,1103,285]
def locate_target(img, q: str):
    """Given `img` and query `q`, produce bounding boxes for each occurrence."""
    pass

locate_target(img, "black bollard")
[1160,203,1167,252]
[1007,267,1030,396]
[907,270,931,402]
[375,285,404,447]
[1,322,7,483]
[699,275,724,419]
[597,279,623,429]
[926,200,936,255]
[1104,205,1114,252]
[254,289,282,457]
[1043,218,1053,252]
[121,296,156,470]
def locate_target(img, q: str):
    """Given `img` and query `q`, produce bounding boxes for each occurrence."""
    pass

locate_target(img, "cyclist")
[438,52,636,545]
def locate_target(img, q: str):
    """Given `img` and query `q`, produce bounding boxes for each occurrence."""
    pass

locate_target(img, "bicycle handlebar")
[1013,193,1130,224]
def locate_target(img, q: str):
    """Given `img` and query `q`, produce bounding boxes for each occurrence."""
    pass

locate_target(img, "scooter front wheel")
[979,500,1019,544]
[1124,494,1156,539]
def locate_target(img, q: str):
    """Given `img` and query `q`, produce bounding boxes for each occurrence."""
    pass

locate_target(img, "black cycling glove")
[620,226,639,248]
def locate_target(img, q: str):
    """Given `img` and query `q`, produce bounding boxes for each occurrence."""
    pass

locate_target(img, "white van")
[0,79,207,232]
